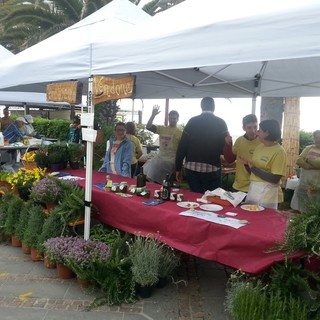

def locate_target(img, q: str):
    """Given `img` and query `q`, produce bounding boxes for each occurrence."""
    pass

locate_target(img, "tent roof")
[0,0,319,98]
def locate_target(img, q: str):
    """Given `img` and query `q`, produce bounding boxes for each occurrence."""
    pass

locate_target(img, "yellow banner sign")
[93,75,135,104]
[46,81,83,104]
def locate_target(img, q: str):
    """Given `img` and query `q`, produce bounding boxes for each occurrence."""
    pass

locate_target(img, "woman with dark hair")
[291,130,320,212]
[241,119,287,209]
[99,122,133,177]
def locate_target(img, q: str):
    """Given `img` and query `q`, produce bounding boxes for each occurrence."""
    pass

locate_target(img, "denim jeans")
[185,168,221,194]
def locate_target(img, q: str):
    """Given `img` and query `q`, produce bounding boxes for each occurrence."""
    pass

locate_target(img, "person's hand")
[151,105,161,117]
[239,155,253,167]
[176,171,182,182]
[225,134,233,145]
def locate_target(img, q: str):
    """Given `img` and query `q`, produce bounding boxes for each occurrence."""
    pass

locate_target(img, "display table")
[67,169,300,274]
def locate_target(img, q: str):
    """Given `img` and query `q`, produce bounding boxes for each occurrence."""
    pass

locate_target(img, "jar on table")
[111,183,120,193]
[119,182,128,193]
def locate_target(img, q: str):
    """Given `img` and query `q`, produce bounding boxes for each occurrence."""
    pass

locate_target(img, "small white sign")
[82,128,97,142]
[81,113,94,126]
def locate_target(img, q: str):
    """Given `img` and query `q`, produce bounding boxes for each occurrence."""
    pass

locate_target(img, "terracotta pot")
[11,235,22,247]
[77,277,91,288]
[56,263,75,279]
[44,256,56,269]
[21,242,31,254]
[45,202,57,212]
[30,247,43,261]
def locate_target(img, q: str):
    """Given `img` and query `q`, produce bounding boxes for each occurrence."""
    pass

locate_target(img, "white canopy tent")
[0,0,319,101]
[1,0,320,237]
[0,45,69,108]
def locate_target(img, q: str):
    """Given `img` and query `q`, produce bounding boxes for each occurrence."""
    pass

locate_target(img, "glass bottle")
[161,174,171,201]
[105,175,112,192]
[136,167,146,188]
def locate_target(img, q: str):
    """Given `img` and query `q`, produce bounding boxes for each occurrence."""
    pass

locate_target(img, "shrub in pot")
[128,234,162,298]
[23,204,46,257]
[68,143,85,169]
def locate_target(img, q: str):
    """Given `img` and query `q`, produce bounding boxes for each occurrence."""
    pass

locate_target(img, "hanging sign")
[93,75,135,104]
[46,81,83,104]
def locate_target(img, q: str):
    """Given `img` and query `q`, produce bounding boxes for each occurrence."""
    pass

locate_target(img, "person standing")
[241,119,287,209]
[126,121,143,177]
[291,130,320,212]
[143,106,182,184]
[99,122,133,177]
[0,107,13,132]
[175,97,229,193]
[224,114,261,192]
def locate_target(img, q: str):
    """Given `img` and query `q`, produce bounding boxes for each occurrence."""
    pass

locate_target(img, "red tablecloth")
[69,169,298,274]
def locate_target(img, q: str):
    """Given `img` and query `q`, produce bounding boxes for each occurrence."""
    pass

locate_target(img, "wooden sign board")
[46,81,83,104]
[93,75,135,104]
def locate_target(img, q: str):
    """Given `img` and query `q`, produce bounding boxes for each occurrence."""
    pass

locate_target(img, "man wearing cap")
[3,117,29,143]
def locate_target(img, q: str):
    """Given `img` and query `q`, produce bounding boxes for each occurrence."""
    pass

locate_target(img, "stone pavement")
[0,242,230,320]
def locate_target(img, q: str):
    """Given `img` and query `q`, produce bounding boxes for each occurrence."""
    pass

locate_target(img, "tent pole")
[83,76,94,240]
[164,98,169,126]
[131,99,135,121]
[251,95,257,114]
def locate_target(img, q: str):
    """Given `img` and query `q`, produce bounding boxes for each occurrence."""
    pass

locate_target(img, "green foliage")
[225,271,309,320]
[68,143,85,162]
[47,143,69,164]
[274,200,320,256]
[300,130,314,153]
[158,245,180,278]
[23,204,46,250]
[87,224,136,308]
[33,118,71,141]
[136,124,153,145]
[128,233,162,287]
[4,196,24,236]
[15,200,35,242]
[34,145,49,165]
[38,208,67,251]
[0,190,15,236]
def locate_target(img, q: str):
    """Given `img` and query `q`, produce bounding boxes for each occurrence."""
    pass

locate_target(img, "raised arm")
[146,105,160,133]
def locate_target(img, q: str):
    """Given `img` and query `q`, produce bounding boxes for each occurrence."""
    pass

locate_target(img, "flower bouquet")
[7,167,46,200]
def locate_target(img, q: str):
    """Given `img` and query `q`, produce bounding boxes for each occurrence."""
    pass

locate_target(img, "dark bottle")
[136,167,146,188]
[161,174,171,201]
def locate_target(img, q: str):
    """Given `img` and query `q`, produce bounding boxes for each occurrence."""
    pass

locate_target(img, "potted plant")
[47,143,69,170]
[156,245,180,288]
[29,176,63,210]
[34,148,48,168]
[128,233,162,298]
[88,224,136,306]
[4,196,24,245]
[64,237,112,286]
[68,143,85,169]
[43,236,77,279]
[7,167,46,201]
[23,204,46,261]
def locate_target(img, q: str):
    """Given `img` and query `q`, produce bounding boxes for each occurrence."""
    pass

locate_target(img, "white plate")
[177,201,200,209]
[240,204,264,212]
[199,204,223,212]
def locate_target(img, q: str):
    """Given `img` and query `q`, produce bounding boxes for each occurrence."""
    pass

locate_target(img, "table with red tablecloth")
[67,169,299,274]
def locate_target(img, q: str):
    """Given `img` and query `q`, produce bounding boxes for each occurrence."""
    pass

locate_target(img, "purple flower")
[30,177,62,203]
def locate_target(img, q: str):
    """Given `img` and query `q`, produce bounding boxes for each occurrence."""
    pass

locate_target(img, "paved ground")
[0,242,230,320]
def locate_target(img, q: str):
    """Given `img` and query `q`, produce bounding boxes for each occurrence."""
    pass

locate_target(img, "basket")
[21,146,38,170]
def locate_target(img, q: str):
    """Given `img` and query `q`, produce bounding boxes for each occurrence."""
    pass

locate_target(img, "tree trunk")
[282,98,300,178]
[260,97,284,126]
